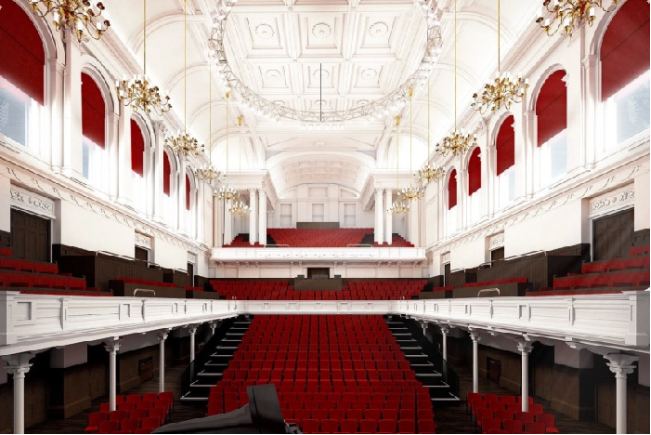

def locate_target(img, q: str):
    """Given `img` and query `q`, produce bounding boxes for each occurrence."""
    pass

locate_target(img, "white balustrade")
[210,247,427,263]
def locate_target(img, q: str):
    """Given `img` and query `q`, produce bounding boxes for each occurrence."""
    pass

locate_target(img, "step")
[204,362,228,368]
[197,370,223,377]
[226,332,246,336]
[417,373,444,379]
[180,392,208,402]
[392,333,412,336]
[210,353,234,358]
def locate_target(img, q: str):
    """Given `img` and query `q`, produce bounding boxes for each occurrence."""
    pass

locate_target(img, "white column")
[49,58,65,172]
[519,110,536,199]
[62,36,83,179]
[210,322,218,336]
[258,188,267,246]
[385,188,393,244]
[516,340,534,412]
[374,188,385,244]
[103,338,120,412]
[469,330,481,393]
[145,140,155,219]
[249,190,258,245]
[223,200,233,246]
[196,181,205,242]
[440,326,449,361]
[457,161,468,230]
[2,353,34,435]
[604,353,638,434]
[116,105,132,206]
[582,54,599,168]
[157,330,169,393]
[188,326,198,363]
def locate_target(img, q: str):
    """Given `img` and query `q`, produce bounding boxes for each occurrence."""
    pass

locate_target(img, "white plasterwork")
[9,185,56,220]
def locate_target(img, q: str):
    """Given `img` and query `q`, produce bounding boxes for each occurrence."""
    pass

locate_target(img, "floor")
[433,365,615,434]
[26,365,207,434]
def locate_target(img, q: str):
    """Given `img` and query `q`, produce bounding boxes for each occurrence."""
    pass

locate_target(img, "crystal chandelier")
[116,0,171,115]
[389,116,411,215]
[229,199,250,215]
[166,0,203,158]
[28,0,110,43]
[536,0,619,38]
[417,78,445,185]
[472,0,528,115]
[399,88,424,202]
[195,60,222,189]
[436,0,478,158]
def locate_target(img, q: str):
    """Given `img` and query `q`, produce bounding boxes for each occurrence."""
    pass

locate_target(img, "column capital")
[468,329,481,342]
[2,353,34,378]
[157,329,170,341]
[186,325,198,334]
[103,337,121,353]
[440,325,451,334]
[604,353,638,378]
[516,339,534,354]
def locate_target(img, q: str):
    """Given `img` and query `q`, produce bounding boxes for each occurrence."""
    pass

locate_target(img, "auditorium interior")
[0,0,649,434]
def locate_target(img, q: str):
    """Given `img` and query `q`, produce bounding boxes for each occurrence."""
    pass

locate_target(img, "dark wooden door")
[491,247,505,262]
[135,247,149,261]
[10,209,50,262]
[593,208,634,261]
[308,268,329,279]
[187,263,194,286]
[444,263,451,286]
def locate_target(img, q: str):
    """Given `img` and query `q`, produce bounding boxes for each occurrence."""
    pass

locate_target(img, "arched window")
[601,0,650,146]
[0,0,45,149]
[467,148,482,224]
[448,169,457,210]
[163,151,171,196]
[185,174,191,211]
[536,70,567,186]
[81,73,107,189]
[131,119,146,211]
[496,115,515,208]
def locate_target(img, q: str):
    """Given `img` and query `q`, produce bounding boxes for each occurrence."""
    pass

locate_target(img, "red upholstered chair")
[85,411,108,433]
[502,419,523,434]
[529,404,544,415]
[108,410,128,422]
[143,393,158,402]
[418,419,436,434]
[126,394,142,403]
[340,419,358,433]
[378,419,397,433]
[525,422,547,434]
[302,419,319,433]
[359,419,378,432]
[312,409,328,420]
[398,419,415,433]
[481,417,502,434]
[321,419,339,433]
[495,410,515,421]
[120,419,141,432]
[536,413,558,432]
[475,408,495,426]
[148,407,166,424]
[141,417,161,430]
[98,420,119,434]
[364,409,381,420]
[515,412,535,425]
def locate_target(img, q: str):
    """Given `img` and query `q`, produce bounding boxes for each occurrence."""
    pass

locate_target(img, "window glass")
[604,70,650,148]
[0,76,30,147]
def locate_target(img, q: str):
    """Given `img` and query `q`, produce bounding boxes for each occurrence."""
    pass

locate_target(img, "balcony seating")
[207,315,436,434]
[113,277,179,288]
[265,228,375,248]
[463,277,528,288]
[373,235,415,248]
[210,279,427,300]
[223,234,263,248]
[467,393,557,434]
[92,392,173,434]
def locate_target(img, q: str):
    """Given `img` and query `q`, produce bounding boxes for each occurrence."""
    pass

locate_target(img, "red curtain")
[536,70,567,146]
[185,175,191,210]
[163,153,171,196]
[448,169,457,210]
[601,0,650,100]
[81,73,106,148]
[496,115,515,175]
[131,119,145,176]
[0,0,45,104]
[468,148,481,196]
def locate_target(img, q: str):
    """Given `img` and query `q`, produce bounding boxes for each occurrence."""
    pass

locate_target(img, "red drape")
[185,174,191,210]
[496,115,515,175]
[448,169,457,210]
[601,0,650,100]
[0,0,45,105]
[81,73,106,148]
[131,119,145,176]
[468,147,481,196]
[163,153,171,196]
[536,70,567,146]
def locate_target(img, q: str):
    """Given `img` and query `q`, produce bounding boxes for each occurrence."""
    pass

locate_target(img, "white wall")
[554,345,594,369]
[0,176,10,233]
[450,236,487,270]
[153,237,188,271]
[638,354,649,387]
[216,263,427,279]
[50,343,88,369]
[54,200,135,256]
[635,172,650,231]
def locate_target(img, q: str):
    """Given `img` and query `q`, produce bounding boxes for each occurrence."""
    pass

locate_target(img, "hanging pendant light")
[29,0,110,43]
[166,0,204,158]
[472,0,528,115]
[536,0,619,38]
[436,0,477,158]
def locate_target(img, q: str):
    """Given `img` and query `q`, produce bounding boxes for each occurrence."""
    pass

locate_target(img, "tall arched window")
[0,0,45,150]
[496,115,515,208]
[446,169,458,236]
[536,70,567,186]
[163,151,171,196]
[185,174,192,211]
[81,72,107,190]
[467,147,481,224]
[131,119,146,211]
[601,0,650,148]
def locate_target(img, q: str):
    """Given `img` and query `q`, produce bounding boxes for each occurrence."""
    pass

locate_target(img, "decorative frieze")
[9,185,55,219]
[488,232,505,250]
[134,232,152,249]
[588,184,635,218]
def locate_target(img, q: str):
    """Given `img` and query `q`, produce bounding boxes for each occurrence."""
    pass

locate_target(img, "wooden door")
[10,208,50,262]
[593,208,634,261]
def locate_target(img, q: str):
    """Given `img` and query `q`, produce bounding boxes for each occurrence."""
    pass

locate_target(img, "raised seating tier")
[373,235,415,248]
[210,279,427,300]
[207,315,436,434]
[90,391,174,434]
[266,228,374,247]
[467,393,558,434]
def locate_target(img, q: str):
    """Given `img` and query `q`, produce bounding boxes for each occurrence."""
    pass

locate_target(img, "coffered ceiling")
[100,0,539,196]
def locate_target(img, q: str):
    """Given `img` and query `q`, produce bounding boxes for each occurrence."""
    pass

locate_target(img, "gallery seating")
[92,392,173,434]
[467,393,557,434]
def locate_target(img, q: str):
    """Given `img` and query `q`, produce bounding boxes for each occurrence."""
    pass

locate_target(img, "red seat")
[85,411,108,433]
[525,422,547,434]
[398,419,415,433]
[378,419,397,433]
[481,417,502,434]
[418,419,436,434]
[321,419,339,433]
[503,419,523,433]
[108,410,128,422]
[515,411,535,425]
[120,419,141,432]
[302,419,319,433]
[98,420,119,434]
[340,419,358,433]
[359,419,378,432]
[141,417,161,430]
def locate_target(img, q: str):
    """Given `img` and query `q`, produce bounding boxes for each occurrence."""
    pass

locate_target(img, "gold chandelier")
[195,60,223,189]
[217,95,239,202]
[472,0,528,115]
[29,0,110,43]
[230,116,250,215]
[389,116,410,215]
[399,88,424,202]
[166,0,203,158]
[229,199,250,215]
[116,0,171,115]
[536,0,619,37]
[436,0,477,158]
[417,78,445,185]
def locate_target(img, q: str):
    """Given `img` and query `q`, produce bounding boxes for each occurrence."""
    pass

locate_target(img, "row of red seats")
[0,257,58,274]
[223,234,262,248]
[298,418,432,434]
[372,235,415,248]
[223,370,417,382]
[463,277,528,288]
[468,393,557,434]
[553,270,649,290]
[0,271,86,290]
[267,228,373,248]
[230,359,409,369]
[581,254,649,274]
[89,392,173,434]
[114,277,178,288]
[629,245,649,257]
[0,247,12,257]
